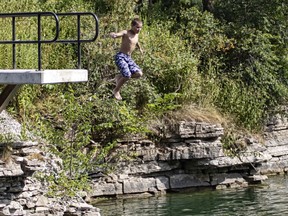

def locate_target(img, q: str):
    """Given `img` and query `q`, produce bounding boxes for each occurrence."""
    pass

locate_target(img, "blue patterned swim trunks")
[114,52,141,78]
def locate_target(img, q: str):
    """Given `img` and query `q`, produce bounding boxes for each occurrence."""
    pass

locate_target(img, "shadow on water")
[96,175,288,216]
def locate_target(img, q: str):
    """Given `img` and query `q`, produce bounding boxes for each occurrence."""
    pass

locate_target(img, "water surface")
[96,175,288,216]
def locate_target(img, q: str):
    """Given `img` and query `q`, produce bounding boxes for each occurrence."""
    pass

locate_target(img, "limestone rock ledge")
[2,109,288,211]
[0,111,100,216]
[89,120,288,199]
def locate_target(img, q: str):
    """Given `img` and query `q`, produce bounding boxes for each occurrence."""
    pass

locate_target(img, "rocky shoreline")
[0,111,100,216]
[89,120,287,199]
[1,110,288,215]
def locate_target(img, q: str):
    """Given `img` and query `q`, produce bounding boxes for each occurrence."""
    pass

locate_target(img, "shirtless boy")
[110,18,143,100]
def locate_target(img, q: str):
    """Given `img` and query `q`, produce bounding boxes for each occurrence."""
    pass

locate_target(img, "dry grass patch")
[1,144,13,163]
[164,104,228,125]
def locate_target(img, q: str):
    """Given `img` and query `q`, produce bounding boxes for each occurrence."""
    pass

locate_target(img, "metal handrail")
[55,12,99,69]
[0,12,60,44]
[56,12,99,43]
[0,11,99,70]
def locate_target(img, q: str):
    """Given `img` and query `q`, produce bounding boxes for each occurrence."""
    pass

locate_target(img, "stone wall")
[260,113,288,174]
[2,110,288,214]
[89,119,288,199]
[0,111,100,216]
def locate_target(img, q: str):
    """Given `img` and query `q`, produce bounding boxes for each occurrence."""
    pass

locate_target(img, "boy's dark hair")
[131,18,142,26]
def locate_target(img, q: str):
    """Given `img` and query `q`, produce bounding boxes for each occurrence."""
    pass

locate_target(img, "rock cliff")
[0,111,100,216]
[1,110,288,215]
[89,118,288,198]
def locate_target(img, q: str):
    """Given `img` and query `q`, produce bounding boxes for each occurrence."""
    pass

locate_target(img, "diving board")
[0,11,99,113]
[0,69,88,84]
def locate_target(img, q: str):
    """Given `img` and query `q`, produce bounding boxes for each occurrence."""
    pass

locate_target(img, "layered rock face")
[90,119,288,198]
[1,109,288,213]
[262,114,288,174]
[0,111,100,216]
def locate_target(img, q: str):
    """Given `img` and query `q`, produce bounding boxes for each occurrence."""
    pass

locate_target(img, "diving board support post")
[0,84,21,113]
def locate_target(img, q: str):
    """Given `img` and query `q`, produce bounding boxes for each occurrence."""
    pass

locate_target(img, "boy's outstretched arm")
[110,30,127,39]
[136,42,144,54]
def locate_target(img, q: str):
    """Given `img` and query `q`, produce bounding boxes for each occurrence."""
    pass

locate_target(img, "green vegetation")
[0,0,287,195]
[0,134,15,163]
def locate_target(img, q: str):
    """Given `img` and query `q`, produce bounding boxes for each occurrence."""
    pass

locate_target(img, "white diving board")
[0,69,88,84]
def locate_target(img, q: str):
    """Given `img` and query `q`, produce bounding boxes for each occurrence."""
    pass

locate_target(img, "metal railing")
[0,12,99,70]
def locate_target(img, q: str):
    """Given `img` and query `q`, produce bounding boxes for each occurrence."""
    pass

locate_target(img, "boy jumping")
[110,18,143,100]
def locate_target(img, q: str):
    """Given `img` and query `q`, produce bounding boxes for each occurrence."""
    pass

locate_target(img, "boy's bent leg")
[131,71,143,79]
[113,76,129,100]
[114,74,122,84]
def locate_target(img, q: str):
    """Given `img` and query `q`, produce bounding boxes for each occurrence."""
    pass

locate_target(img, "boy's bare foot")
[113,89,122,100]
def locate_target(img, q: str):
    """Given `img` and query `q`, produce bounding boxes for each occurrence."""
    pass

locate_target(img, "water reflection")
[96,175,288,216]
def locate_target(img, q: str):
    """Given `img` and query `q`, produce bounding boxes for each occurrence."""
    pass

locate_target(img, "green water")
[96,175,288,216]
